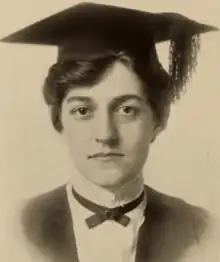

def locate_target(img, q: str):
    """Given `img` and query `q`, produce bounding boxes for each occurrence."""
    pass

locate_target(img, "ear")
[150,104,171,143]
[150,125,163,143]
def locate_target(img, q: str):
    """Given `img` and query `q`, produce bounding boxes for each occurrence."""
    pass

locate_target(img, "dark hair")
[43,51,172,132]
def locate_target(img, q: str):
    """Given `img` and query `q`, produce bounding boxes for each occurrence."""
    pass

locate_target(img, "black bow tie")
[72,187,145,229]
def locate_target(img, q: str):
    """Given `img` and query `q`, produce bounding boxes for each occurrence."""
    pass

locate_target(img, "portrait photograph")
[0,1,220,262]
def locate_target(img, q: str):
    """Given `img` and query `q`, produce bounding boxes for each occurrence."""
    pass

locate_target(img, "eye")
[117,106,139,117]
[70,106,93,119]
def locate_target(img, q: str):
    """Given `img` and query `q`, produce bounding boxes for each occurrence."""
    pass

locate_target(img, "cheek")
[65,127,90,145]
[119,120,153,152]
[62,119,91,152]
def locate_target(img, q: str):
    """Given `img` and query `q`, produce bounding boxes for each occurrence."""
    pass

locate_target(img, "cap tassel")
[168,33,201,102]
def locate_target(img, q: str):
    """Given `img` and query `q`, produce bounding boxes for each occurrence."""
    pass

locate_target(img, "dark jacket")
[20,185,220,262]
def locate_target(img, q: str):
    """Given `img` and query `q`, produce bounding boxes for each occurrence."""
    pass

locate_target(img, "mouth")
[88,152,124,161]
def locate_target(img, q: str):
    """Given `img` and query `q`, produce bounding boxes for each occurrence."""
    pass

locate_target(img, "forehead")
[64,61,145,101]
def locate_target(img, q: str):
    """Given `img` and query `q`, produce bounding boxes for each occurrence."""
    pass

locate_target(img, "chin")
[88,170,127,189]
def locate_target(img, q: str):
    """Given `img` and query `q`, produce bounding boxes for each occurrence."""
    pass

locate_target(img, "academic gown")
[16,185,220,262]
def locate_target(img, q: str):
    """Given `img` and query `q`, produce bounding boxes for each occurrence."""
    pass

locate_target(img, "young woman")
[2,3,219,262]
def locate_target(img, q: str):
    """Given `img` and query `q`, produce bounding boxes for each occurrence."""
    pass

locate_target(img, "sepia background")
[0,0,219,259]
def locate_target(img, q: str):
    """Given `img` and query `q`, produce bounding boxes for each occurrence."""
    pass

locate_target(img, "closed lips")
[88,153,124,159]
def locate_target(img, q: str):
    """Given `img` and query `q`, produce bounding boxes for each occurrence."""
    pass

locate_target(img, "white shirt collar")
[69,170,146,208]
[66,180,147,234]
[66,180,147,262]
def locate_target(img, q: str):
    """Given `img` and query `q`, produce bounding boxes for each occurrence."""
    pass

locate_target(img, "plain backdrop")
[0,0,219,255]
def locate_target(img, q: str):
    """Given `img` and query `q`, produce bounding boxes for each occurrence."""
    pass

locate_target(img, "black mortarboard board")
[1,2,218,100]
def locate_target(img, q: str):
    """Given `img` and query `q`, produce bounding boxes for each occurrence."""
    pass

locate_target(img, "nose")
[94,115,119,146]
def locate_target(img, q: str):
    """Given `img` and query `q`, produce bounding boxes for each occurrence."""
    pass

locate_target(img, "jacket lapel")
[135,192,170,262]
[135,186,207,262]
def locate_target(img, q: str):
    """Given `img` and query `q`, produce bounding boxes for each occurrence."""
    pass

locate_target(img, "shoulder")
[145,185,220,261]
[21,185,68,235]
[5,186,67,262]
[17,185,69,255]
[22,185,67,218]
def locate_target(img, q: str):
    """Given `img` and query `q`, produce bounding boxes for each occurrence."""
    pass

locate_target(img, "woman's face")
[61,61,156,189]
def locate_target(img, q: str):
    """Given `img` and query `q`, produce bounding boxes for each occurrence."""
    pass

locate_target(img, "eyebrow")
[112,94,145,105]
[66,94,145,105]
[66,96,93,104]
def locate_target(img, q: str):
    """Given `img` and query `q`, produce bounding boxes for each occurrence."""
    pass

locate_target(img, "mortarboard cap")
[1,2,218,99]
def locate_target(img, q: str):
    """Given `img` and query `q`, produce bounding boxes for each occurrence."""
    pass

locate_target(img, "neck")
[70,171,145,208]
